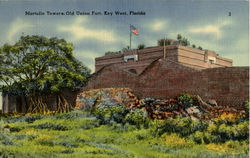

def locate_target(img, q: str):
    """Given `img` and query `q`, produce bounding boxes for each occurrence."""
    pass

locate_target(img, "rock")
[207,99,218,106]
[75,88,244,120]
[75,96,97,110]
[75,88,138,110]
[185,106,202,118]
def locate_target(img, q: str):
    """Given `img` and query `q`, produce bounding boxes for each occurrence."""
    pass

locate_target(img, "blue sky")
[0,0,249,108]
[0,0,249,72]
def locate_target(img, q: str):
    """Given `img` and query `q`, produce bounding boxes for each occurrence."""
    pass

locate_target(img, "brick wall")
[85,59,249,108]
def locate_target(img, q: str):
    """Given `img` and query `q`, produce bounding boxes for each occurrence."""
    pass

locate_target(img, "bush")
[6,114,44,123]
[124,108,149,129]
[165,133,193,149]
[178,93,194,108]
[205,140,249,153]
[215,112,240,125]
[190,120,249,144]
[93,105,129,125]
[33,122,68,131]
[35,134,56,146]
[55,110,92,120]
[150,117,207,137]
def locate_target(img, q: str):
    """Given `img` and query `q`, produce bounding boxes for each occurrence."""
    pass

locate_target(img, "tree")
[122,46,130,52]
[157,39,171,46]
[198,46,203,50]
[177,34,182,41]
[0,35,91,113]
[137,44,146,50]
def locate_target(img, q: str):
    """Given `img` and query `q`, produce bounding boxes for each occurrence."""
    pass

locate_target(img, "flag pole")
[164,37,166,59]
[129,24,132,50]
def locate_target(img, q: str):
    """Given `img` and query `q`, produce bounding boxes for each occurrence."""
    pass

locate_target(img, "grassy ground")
[0,110,249,158]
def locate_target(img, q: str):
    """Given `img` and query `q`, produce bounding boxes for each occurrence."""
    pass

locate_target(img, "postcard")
[0,0,249,157]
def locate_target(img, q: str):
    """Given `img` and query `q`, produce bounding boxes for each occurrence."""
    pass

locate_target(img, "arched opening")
[128,69,137,74]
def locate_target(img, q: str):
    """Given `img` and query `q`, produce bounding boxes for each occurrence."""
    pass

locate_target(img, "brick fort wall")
[84,59,249,108]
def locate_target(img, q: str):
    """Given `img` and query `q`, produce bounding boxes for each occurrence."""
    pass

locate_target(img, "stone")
[207,99,218,107]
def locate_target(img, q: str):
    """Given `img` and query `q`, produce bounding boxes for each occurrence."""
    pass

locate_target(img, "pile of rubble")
[75,88,139,110]
[76,88,246,120]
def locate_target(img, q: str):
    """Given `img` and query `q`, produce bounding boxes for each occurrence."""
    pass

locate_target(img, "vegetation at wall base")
[0,100,248,158]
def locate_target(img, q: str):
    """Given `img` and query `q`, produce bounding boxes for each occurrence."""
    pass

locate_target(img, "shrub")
[165,134,192,149]
[59,142,78,148]
[215,112,240,125]
[150,117,206,137]
[124,108,149,129]
[178,93,194,108]
[35,134,56,146]
[55,110,92,120]
[205,140,248,153]
[61,150,74,154]
[94,105,129,125]
[6,114,43,123]
[33,122,68,131]
[190,120,249,144]
[190,131,203,144]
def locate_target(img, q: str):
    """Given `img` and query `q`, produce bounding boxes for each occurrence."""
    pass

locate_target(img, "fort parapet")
[95,44,233,75]
[86,43,248,108]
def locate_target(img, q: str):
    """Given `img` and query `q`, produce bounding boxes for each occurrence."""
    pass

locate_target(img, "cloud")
[149,20,167,31]
[7,18,33,42]
[188,19,232,38]
[74,50,102,72]
[58,17,116,42]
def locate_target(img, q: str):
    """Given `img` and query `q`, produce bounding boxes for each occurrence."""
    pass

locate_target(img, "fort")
[1,39,249,113]
[85,39,249,108]
[95,41,232,74]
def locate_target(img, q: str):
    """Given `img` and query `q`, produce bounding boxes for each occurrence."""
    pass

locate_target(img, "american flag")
[130,25,139,35]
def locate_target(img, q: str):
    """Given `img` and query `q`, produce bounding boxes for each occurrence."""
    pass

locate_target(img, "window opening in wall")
[209,59,215,64]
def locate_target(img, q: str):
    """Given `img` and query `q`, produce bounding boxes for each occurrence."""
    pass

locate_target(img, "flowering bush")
[215,112,240,125]
[165,134,192,149]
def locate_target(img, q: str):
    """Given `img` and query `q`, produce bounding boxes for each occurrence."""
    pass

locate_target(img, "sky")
[0,0,249,108]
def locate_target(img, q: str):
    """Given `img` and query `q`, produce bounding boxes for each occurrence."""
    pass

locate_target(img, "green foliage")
[176,34,204,50]
[6,114,44,123]
[177,34,190,46]
[158,39,172,46]
[137,44,146,50]
[198,46,203,50]
[0,110,249,157]
[122,46,130,52]
[0,35,90,106]
[189,121,249,144]
[33,122,68,131]
[150,117,207,137]
[178,93,194,108]
[124,108,149,129]
[54,110,93,120]
[94,105,129,125]
[105,51,122,56]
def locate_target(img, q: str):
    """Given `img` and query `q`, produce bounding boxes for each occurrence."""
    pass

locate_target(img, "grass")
[0,110,249,158]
